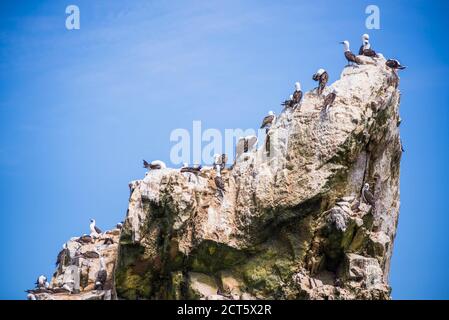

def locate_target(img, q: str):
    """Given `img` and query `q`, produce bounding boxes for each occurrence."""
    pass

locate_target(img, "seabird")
[95,257,108,290]
[260,111,276,133]
[214,166,225,199]
[77,234,93,244]
[27,293,37,300]
[82,250,100,259]
[386,59,406,70]
[103,237,114,245]
[143,159,167,170]
[180,163,202,174]
[313,69,329,95]
[90,219,102,236]
[116,222,123,229]
[281,95,294,109]
[292,82,303,107]
[56,243,69,268]
[340,40,361,66]
[323,89,337,113]
[358,34,370,55]
[213,154,228,170]
[361,183,375,206]
[35,275,47,288]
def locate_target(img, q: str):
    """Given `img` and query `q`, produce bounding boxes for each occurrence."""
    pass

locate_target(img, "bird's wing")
[143,160,149,168]
[320,72,329,84]
[364,190,375,206]
[94,226,102,234]
[222,154,228,164]
[214,176,225,190]
[312,73,319,81]
[358,45,364,55]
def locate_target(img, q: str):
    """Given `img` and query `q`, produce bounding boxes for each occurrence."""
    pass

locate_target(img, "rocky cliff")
[29,55,402,300]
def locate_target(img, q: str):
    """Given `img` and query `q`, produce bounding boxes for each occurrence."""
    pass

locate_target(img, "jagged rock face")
[29,231,121,300]
[115,56,401,300]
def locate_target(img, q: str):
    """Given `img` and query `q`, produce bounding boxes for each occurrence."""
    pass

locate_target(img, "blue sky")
[0,0,448,299]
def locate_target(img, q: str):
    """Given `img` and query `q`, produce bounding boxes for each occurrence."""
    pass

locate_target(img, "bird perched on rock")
[359,34,377,57]
[385,59,406,88]
[313,69,328,95]
[82,250,100,259]
[180,163,202,174]
[77,234,93,244]
[236,135,258,159]
[143,159,166,170]
[214,166,225,200]
[340,40,361,66]
[56,243,69,268]
[116,222,123,229]
[90,219,102,237]
[35,275,48,289]
[323,88,337,113]
[292,82,303,107]
[361,183,375,206]
[281,94,294,109]
[213,154,228,170]
[386,59,406,70]
[103,237,114,245]
[95,257,108,290]
[260,111,276,133]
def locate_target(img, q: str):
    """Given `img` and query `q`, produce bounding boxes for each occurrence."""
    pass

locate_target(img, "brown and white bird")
[386,59,406,70]
[213,153,228,170]
[340,40,361,66]
[313,69,328,95]
[281,95,294,108]
[143,159,166,170]
[95,257,107,290]
[260,111,276,132]
[180,163,202,174]
[361,183,375,206]
[323,89,337,113]
[292,82,303,107]
[89,219,102,235]
[358,34,377,57]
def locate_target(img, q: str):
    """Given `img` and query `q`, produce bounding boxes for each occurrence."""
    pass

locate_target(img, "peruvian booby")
[323,89,337,113]
[90,219,102,235]
[386,59,406,70]
[313,69,329,95]
[82,251,100,259]
[361,183,375,206]
[180,163,202,174]
[77,234,93,244]
[260,111,276,133]
[281,95,294,109]
[214,165,225,199]
[340,40,361,66]
[35,275,47,289]
[95,257,108,290]
[236,135,258,157]
[143,159,167,170]
[213,154,228,170]
[358,34,370,55]
[104,237,114,245]
[56,243,69,268]
[292,82,303,107]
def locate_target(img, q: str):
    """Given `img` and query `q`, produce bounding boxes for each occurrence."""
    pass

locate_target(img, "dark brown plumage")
[143,159,163,170]
[386,59,406,70]
[323,92,337,112]
[344,51,360,65]
[180,166,202,174]
[82,251,100,259]
[95,269,107,290]
[292,90,303,105]
[362,184,375,206]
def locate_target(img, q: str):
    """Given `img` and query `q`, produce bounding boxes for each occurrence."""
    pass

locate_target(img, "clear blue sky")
[1,0,448,299]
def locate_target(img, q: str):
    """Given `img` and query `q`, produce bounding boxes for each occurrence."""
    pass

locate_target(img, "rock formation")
[29,55,402,300]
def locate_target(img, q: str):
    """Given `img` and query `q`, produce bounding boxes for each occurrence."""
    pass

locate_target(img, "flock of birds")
[27,219,123,299]
[142,33,405,204]
[28,34,401,299]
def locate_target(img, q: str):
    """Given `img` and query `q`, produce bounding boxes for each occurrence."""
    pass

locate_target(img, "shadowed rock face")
[115,56,401,300]
[30,56,401,300]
